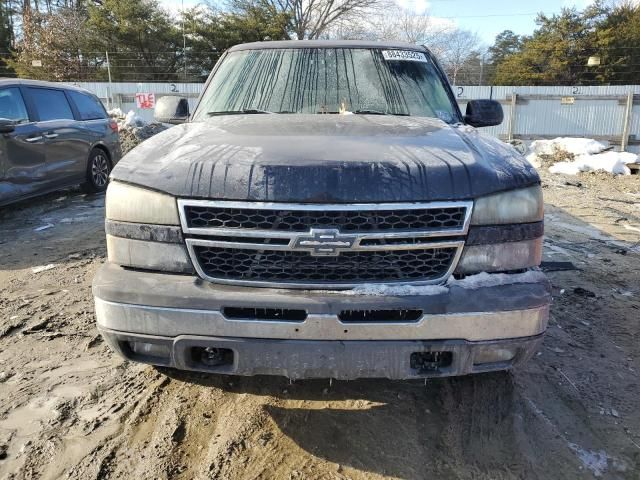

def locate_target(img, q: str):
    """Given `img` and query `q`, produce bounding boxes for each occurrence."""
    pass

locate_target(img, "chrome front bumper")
[93,263,551,379]
[95,297,548,342]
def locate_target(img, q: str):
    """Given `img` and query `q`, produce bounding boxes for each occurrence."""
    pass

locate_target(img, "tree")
[85,0,183,82]
[436,29,481,85]
[182,3,291,81]
[487,30,522,65]
[455,50,487,85]
[234,0,386,40]
[7,0,185,82]
[485,30,521,83]
[0,0,14,77]
[492,5,608,85]
[8,6,99,81]
[592,2,640,84]
[367,6,454,47]
[5,0,295,82]
[323,4,482,85]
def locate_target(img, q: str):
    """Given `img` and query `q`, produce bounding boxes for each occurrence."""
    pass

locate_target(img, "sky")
[161,0,596,45]
[411,0,594,43]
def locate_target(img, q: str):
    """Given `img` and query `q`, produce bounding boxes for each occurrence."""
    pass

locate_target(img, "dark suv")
[94,40,550,380]
[0,79,121,206]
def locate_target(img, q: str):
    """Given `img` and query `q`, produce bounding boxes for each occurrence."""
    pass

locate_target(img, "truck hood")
[111,114,539,202]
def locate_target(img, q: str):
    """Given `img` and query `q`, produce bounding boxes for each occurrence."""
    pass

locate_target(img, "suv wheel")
[83,148,111,193]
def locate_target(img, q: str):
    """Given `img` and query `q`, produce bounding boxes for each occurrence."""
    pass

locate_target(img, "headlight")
[459,186,544,274]
[106,181,180,225]
[471,185,543,225]
[106,235,193,273]
[105,181,192,273]
[455,239,542,274]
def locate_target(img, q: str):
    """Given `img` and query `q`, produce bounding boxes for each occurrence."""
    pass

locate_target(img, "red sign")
[135,93,155,109]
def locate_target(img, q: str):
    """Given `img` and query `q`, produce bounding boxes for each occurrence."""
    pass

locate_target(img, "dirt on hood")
[110,115,538,203]
[0,170,639,480]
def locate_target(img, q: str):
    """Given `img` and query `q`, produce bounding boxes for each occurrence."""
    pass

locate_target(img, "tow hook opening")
[192,346,234,368]
[410,351,453,373]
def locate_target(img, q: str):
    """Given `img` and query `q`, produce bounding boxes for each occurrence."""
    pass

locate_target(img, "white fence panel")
[62,82,203,123]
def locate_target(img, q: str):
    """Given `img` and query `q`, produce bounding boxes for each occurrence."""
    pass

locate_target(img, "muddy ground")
[0,170,639,480]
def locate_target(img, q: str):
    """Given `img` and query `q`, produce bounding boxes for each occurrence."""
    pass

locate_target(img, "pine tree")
[0,0,14,77]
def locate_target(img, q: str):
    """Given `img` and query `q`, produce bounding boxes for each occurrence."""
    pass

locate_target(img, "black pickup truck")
[93,40,550,380]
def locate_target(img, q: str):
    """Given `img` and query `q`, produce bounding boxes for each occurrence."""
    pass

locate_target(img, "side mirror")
[154,96,189,125]
[0,118,16,134]
[464,100,503,128]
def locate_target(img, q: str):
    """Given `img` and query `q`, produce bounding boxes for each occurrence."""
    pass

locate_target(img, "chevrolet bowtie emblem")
[292,229,358,256]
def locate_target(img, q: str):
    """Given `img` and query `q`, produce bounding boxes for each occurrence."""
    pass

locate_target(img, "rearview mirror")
[464,100,503,128]
[154,96,189,125]
[0,118,16,134]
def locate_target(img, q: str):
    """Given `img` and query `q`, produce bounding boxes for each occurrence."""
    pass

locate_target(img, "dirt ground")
[0,170,639,480]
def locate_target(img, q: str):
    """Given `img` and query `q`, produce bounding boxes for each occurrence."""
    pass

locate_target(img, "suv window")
[0,87,29,123]
[68,90,107,120]
[27,87,75,121]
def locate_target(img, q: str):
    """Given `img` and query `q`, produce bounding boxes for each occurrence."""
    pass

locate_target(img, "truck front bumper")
[93,263,551,380]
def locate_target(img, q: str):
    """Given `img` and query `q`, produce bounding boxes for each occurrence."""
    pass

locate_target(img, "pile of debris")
[108,108,168,155]
[525,137,639,175]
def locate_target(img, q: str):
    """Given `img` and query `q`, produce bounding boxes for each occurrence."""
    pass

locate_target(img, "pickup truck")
[93,40,550,380]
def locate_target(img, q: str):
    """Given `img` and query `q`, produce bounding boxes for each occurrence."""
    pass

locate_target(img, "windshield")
[193,48,459,122]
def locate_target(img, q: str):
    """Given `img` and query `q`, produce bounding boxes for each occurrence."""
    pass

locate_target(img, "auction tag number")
[382,50,428,62]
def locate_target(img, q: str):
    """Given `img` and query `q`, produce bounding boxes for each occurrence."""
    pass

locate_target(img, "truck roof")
[228,40,430,53]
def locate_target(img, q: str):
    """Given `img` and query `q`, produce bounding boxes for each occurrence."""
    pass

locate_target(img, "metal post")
[105,51,113,110]
[479,54,484,86]
[621,91,633,152]
[507,93,517,142]
[182,0,187,82]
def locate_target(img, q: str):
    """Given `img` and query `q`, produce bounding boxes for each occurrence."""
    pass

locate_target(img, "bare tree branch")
[253,0,386,39]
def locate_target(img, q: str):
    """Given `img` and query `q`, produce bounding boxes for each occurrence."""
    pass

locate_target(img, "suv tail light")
[109,118,119,133]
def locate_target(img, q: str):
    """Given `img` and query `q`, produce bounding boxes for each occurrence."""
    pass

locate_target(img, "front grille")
[179,200,471,288]
[184,205,467,232]
[193,246,457,284]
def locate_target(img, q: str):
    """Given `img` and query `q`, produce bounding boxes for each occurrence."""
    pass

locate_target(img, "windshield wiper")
[207,109,272,116]
[354,110,409,116]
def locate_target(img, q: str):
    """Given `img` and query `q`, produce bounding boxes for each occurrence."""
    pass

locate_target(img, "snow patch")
[31,264,57,274]
[530,137,608,156]
[449,270,547,289]
[341,270,546,296]
[525,137,639,175]
[549,151,637,176]
[568,443,609,477]
[347,283,448,296]
[108,108,167,155]
[124,110,145,127]
[108,108,146,129]
[33,223,54,232]
[525,152,541,168]
[107,107,124,117]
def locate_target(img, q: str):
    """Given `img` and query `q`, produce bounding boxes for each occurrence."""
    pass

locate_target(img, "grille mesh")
[185,206,466,232]
[193,246,457,284]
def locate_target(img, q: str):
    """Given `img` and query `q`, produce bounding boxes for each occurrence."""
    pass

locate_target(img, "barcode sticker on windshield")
[381,50,428,62]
